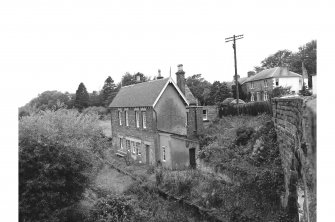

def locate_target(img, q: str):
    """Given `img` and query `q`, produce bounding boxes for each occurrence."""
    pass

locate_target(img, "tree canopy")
[121,72,150,87]
[185,74,212,106]
[101,76,118,107]
[74,82,89,110]
[207,81,232,105]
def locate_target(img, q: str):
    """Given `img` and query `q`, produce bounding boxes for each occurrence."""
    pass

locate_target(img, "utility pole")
[225,34,243,115]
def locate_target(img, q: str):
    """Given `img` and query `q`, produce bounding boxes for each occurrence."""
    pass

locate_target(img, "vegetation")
[19,108,112,221]
[74,82,90,111]
[185,74,211,105]
[101,76,118,107]
[218,101,272,117]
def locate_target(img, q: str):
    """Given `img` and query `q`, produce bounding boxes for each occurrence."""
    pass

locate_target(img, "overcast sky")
[0,0,322,106]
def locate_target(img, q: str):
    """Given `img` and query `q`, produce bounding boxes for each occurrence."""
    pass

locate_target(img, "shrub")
[86,195,135,222]
[82,106,108,119]
[235,126,255,146]
[19,139,93,222]
[218,101,272,117]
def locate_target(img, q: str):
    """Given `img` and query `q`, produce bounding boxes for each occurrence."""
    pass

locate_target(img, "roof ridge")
[121,78,168,89]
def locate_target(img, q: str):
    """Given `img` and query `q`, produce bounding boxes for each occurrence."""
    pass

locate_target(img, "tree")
[101,76,118,107]
[121,72,150,87]
[207,81,232,105]
[74,82,89,110]
[29,90,70,111]
[259,49,293,69]
[185,74,212,105]
[232,82,247,101]
[89,90,102,107]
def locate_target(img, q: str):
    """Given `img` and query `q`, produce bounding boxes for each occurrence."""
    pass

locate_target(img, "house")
[242,67,302,102]
[109,65,203,169]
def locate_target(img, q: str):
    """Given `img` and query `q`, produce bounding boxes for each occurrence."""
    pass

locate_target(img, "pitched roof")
[244,67,301,83]
[185,85,198,105]
[109,78,189,108]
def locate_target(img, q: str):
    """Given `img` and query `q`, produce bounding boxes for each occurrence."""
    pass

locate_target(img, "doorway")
[146,144,150,164]
[189,148,196,169]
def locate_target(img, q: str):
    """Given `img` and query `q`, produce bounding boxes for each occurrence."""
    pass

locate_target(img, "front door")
[189,148,196,169]
[146,145,150,164]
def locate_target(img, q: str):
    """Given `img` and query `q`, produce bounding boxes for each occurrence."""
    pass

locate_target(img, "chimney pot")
[157,69,163,79]
[177,64,183,71]
[176,64,186,95]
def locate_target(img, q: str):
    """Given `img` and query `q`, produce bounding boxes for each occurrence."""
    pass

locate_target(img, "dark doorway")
[189,148,196,169]
[146,145,150,164]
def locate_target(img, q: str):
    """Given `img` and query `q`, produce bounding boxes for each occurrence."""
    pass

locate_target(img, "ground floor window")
[251,92,254,102]
[126,140,130,152]
[203,109,208,120]
[264,91,268,101]
[136,142,141,155]
[119,138,123,149]
[162,146,166,161]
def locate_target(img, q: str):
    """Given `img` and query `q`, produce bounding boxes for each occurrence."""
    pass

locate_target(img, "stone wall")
[272,97,316,222]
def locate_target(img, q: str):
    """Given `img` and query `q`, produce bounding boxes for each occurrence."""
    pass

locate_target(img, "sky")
[0,0,323,107]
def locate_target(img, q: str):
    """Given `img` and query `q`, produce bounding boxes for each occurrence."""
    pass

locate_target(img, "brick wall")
[111,107,157,164]
[187,106,204,139]
[272,97,316,222]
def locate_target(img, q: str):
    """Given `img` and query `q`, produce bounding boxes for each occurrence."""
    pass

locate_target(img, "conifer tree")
[74,82,89,110]
[101,76,117,107]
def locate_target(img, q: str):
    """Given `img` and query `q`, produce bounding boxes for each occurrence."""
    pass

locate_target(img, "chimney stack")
[157,69,163,79]
[176,64,185,95]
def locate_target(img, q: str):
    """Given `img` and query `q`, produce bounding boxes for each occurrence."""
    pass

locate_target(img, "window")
[125,111,129,126]
[264,91,268,101]
[251,93,254,102]
[135,111,139,128]
[136,142,141,155]
[203,109,208,121]
[264,80,268,88]
[275,78,279,86]
[119,138,123,149]
[142,111,146,129]
[131,141,135,154]
[162,146,166,161]
[126,140,130,152]
[250,82,254,89]
[256,92,260,101]
[118,111,122,125]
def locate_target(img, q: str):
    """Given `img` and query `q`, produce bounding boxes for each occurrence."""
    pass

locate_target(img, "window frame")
[125,110,129,126]
[251,93,254,102]
[131,141,135,154]
[118,111,122,125]
[119,137,123,149]
[135,111,140,128]
[162,146,166,161]
[264,91,268,101]
[126,140,130,152]
[202,109,208,121]
[142,111,146,129]
[136,142,141,155]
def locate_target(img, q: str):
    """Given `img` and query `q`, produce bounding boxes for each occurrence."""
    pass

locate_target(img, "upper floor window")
[118,111,122,125]
[125,110,129,126]
[250,82,254,89]
[119,138,123,150]
[131,141,135,154]
[264,80,268,88]
[203,109,208,121]
[142,111,146,129]
[275,78,279,86]
[135,111,139,128]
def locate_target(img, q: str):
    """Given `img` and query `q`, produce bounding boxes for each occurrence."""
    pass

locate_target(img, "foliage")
[82,106,108,119]
[299,83,312,96]
[207,81,232,105]
[121,72,150,86]
[232,82,247,101]
[19,139,93,222]
[27,90,71,111]
[236,126,255,146]
[89,91,102,107]
[101,76,118,107]
[218,101,272,117]
[254,40,316,88]
[271,86,291,98]
[86,195,135,222]
[185,74,212,105]
[74,82,90,111]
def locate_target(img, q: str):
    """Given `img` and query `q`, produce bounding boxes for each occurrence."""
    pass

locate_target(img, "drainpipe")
[153,107,160,164]
[194,107,198,135]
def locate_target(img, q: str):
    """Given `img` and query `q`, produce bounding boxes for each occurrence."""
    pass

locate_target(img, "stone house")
[109,65,203,169]
[242,67,303,102]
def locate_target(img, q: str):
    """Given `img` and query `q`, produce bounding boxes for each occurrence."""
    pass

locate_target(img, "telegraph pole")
[225,34,243,115]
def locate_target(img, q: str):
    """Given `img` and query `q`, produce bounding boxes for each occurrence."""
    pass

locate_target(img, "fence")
[218,101,272,117]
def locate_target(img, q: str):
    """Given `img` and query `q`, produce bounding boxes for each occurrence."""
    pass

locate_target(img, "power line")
[225,34,244,115]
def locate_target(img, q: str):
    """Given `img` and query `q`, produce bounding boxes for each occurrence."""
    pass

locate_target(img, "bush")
[19,139,93,222]
[236,126,255,146]
[218,101,272,117]
[82,106,108,119]
[86,195,135,222]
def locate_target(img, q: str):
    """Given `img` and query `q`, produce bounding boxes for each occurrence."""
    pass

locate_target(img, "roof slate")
[109,78,169,108]
[244,67,301,83]
[185,85,198,105]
